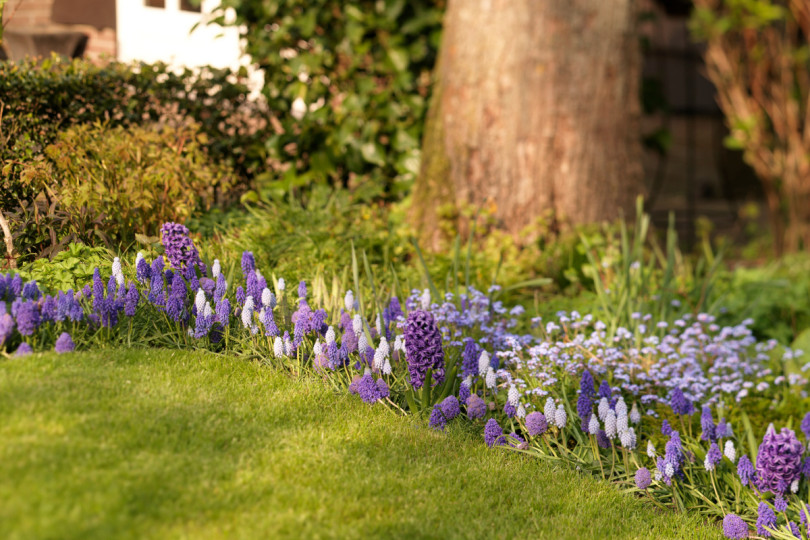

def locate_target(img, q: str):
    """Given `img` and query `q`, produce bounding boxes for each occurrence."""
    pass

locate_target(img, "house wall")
[2,0,116,60]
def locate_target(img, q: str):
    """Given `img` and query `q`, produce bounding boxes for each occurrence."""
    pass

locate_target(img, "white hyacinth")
[375,313,382,335]
[211,259,221,278]
[382,357,392,376]
[325,326,336,345]
[647,440,656,459]
[704,455,715,472]
[358,333,369,355]
[373,337,389,371]
[203,302,212,318]
[544,397,556,421]
[588,414,600,435]
[629,403,641,424]
[724,440,736,463]
[283,334,292,356]
[485,366,496,389]
[517,404,526,419]
[135,252,144,267]
[277,278,286,292]
[273,337,284,358]
[598,397,610,421]
[791,478,800,494]
[620,430,634,450]
[261,288,274,308]
[377,336,390,357]
[195,288,206,314]
[352,314,363,336]
[112,257,124,286]
[654,469,663,482]
[664,462,675,479]
[393,335,405,352]
[616,411,629,434]
[604,410,617,439]
[615,397,627,418]
[554,405,567,429]
[478,350,491,377]
[241,296,255,329]
[313,339,322,356]
[344,290,354,312]
[507,385,519,407]
[420,289,431,310]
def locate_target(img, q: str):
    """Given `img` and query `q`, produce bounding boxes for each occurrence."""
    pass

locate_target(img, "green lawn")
[0,349,720,539]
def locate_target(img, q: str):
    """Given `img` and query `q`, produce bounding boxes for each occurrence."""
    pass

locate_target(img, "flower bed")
[1,223,809,539]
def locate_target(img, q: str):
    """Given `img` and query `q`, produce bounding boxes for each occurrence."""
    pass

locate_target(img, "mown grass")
[0,349,720,539]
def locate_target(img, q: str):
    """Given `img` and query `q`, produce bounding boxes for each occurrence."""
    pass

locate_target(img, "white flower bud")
[195,288,206,314]
[598,397,610,421]
[273,337,284,358]
[588,414,600,435]
[555,405,567,429]
[344,290,354,312]
[420,289,431,310]
[478,350,490,377]
[211,259,221,278]
[485,366,496,389]
[630,402,641,424]
[724,440,736,463]
[507,385,519,407]
[647,440,656,459]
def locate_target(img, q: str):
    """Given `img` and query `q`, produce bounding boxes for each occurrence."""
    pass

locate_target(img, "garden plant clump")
[2,222,810,539]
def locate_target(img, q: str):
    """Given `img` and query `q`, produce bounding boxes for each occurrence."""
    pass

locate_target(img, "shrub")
[0,56,270,217]
[213,0,444,198]
[15,121,234,258]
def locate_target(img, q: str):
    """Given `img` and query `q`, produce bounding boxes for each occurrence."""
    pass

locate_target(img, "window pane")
[180,0,201,12]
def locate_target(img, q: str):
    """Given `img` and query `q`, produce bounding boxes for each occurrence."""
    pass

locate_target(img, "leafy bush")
[213,0,444,198]
[17,242,111,293]
[0,56,270,216]
[15,122,234,259]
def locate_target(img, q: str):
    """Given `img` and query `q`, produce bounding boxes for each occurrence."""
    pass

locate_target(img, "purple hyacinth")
[15,301,40,336]
[738,454,755,487]
[716,418,730,439]
[136,257,151,282]
[670,388,694,416]
[597,429,612,449]
[701,405,716,442]
[387,296,402,320]
[503,401,516,418]
[246,271,261,304]
[803,457,810,479]
[756,502,776,537]
[10,274,22,297]
[124,283,139,317]
[0,313,14,346]
[598,380,611,400]
[40,296,56,323]
[376,378,389,399]
[459,382,471,404]
[21,280,40,300]
[466,395,486,420]
[484,418,504,447]
[403,310,445,389]
[161,222,206,276]
[460,337,480,379]
[722,514,748,539]
[54,332,75,353]
[661,419,673,436]
[14,342,32,356]
[440,396,460,420]
[215,298,230,327]
[235,286,246,307]
[354,373,385,404]
[165,273,187,323]
[756,425,804,494]
[526,412,548,436]
[297,280,307,300]
[706,443,722,470]
[429,404,447,431]
[774,496,788,513]
[263,308,278,337]
[241,251,255,278]
[635,467,652,489]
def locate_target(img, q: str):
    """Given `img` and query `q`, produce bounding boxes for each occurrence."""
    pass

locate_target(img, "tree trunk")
[412,0,645,248]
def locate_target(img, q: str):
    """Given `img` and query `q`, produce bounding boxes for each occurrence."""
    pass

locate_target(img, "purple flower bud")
[526,412,548,436]
[429,404,447,431]
[440,396,460,420]
[54,332,75,353]
[466,395,486,420]
[484,418,503,447]
[756,502,776,537]
[14,342,32,356]
[722,514,748,539]
[403,310,444,389]
[635,467,651,489]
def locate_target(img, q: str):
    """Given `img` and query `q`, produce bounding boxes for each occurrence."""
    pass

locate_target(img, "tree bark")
[412,0,645,248]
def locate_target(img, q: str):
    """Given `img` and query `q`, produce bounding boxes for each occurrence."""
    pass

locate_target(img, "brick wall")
[2,0,116,61]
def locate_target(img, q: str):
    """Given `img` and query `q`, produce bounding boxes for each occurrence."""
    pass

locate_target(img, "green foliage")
[17,242,112,294]
[212,0,444,198]
[0,56,269,216]
[15,122,234,259]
